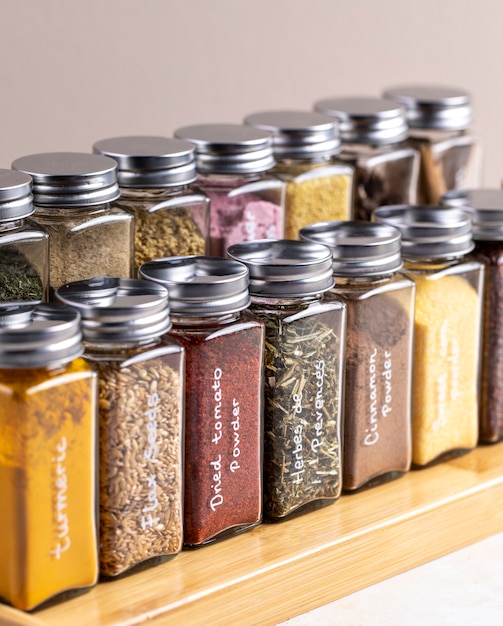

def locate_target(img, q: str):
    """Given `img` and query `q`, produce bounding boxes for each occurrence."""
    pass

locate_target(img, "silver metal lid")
[12,152,120,207]
[139,256,250,317]
[0,302,83,368]
[299,220,402,276]
[382,85,473,131]
[441,188,503,240]
[0,169,34,221]
[93,136,197,188]
[56,276,171,341]
[174,124,275,174]
[313,97,408,145]
[226,239,334,297]
[373,205,474,259]
[243,110,341,158]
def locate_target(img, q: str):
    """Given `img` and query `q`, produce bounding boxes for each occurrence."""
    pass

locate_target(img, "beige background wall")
[2,0,501,185]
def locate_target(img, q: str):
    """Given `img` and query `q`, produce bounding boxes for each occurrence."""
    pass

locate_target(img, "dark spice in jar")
[228,239,345,522]
[473,241,503,442]
[299,220,414,491]
[0,168,48,301]
[174,320,264,545]
[140,256,264,547]
[0,246,45,301]
[339,286,413,489]
[258,304,342,518]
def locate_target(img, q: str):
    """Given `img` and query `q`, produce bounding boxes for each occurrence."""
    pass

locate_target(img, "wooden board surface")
[2,442,503,625]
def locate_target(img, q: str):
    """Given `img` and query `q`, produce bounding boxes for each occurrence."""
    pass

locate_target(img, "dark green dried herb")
[252,302,342,520]
[0,247,44,301]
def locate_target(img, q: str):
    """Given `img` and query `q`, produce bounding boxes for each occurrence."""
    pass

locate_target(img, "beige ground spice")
[34,206,134,294]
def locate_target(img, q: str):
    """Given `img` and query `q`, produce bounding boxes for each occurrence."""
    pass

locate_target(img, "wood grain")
[2,443,503,625]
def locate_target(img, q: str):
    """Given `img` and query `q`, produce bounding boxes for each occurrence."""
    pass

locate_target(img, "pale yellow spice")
[410,272,481,466]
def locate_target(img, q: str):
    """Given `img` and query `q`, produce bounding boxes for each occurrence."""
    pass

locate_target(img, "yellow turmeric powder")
[407,266,482,466]
[0,358,98,611]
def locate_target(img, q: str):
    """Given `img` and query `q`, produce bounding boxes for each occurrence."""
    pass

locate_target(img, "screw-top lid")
[243,110,341,159]
[174,123,275,174]
[0,169,34,221]
[12,152,120,207]
[299,221,402,276]
[139,256,250,317]
[0,302,83,368]
[56,276,171,341]
[93,136,197,188]
[373,205,474,260]
[226,239,334,297]
[441,188,503,241]
[313,97,409,145]
[382,85,473,131]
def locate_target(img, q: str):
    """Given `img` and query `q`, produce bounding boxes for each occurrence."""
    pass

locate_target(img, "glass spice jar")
[0,169,49,302]
[174,123,285,256]
[299,221,415,491]
[0,302,98,611]
[383,85,483,204]
[243,110,354,239]
[227,239,346,521]
[93,136,210,273]
[139,256,264,547]
[313,96,420,221]
[373,205,484,467]
[441,188,503,443]
[56,277,185,577]
[12,152,134,297]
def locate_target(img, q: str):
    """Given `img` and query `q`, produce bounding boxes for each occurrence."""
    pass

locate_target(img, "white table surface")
[277,531,503,625]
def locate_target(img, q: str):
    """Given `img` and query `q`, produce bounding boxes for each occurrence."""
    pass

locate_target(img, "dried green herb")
[252,303,342,520]
[0,247,44,301]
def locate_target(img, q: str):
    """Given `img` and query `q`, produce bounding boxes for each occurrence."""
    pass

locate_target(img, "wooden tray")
[2,442,503,626]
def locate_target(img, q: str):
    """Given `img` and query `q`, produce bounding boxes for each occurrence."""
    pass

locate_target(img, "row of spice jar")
[2,194,503,611]
[0,84,483,303]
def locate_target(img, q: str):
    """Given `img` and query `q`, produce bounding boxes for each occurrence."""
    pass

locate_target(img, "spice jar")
[243,110,353,239]
[373,205,483,467]
[313,96,420,221]
[93,136,210,273]
[174,123,285,255]
[139,256,264,547]
[383,85,483,204]
[12,152,134,296]
[441,188,503,443]
[227,240,346,521]
[0,302,98,611]
[299,221,415,490]
[56,277,184,577]
[0,169,49,301]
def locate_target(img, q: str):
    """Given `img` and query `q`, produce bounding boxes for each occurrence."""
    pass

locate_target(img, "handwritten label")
[210,368,224,510]
[50,437,71,559]
[433,320,460,432]
[209,455,223,511]
[311,360,326,453]
[230,398,241,473]
[363,348,394,446]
